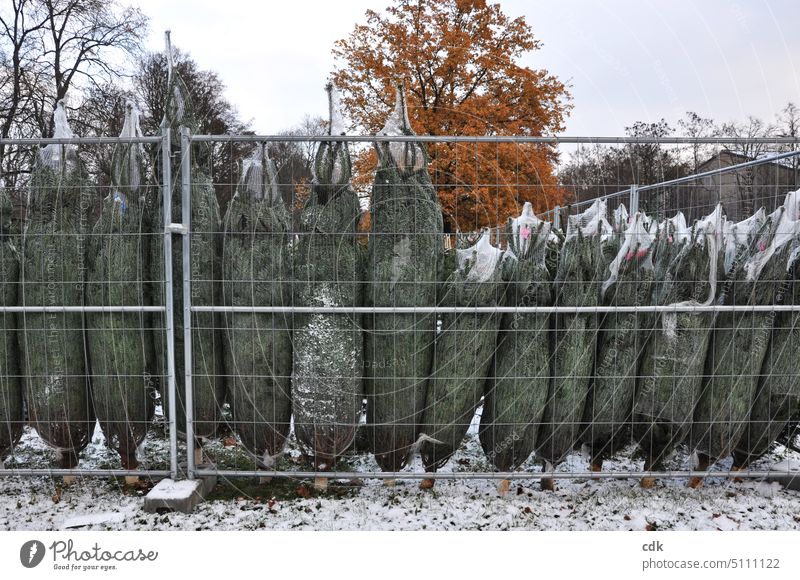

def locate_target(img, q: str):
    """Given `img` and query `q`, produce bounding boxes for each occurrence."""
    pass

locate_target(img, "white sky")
[132,0,800,135]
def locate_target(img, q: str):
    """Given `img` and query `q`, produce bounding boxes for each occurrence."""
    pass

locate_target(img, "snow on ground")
[1,413,799,531]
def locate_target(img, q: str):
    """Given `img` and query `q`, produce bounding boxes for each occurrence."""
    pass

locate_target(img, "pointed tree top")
[325,82,345,136]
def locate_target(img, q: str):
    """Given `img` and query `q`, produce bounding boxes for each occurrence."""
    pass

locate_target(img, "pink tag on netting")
[520,227,531,240]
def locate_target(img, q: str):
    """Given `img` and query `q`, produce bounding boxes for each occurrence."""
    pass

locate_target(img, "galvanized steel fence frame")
[1,129,799,484]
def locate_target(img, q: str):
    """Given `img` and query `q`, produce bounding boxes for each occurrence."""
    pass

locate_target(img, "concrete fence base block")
[766,473,800,491]
[765,461,800,491]
[144,471,217,514]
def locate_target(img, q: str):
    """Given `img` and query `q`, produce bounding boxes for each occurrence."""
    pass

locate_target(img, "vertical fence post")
[629,184,639,215]
[553,204,561,231]
[180,126,195,480]
[161,126,179,480]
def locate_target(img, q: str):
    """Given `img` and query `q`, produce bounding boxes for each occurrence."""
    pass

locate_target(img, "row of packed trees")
[2,0,573,234]
[558,105,800,211]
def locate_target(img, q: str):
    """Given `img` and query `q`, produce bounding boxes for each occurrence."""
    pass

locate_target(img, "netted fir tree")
[536,199,612,488]
[221,150,292,469]
[690,208,780,484]
[85,103,159,470]
[479,203,557,478]
[292,85,364,471]
[733,193,800,468]
[150,42,225,443]
[0,181,22,464]
[418,230,505,484]
[365,83,444,472]
[582,212,655,471]
[632,208,722,485]
[21,101,94,468]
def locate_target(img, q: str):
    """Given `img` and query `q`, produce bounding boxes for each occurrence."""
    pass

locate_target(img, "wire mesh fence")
[1,128,799,492]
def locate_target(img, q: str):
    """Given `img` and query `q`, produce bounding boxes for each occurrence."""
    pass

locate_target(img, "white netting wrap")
[111,101,145,199]
[378,83,425,173]
[507,202,553,257]
[312,83,348,186]
[613,203,629,233]
[456,229,503,283]
[602,211,655,296]
[658,204,724,337]
[238,149,280,203]
[39,101,77,172]
[327,83,346,137]
[566,198,613,241]
[723,207,766,274]
[657,211,690,245]
[745,190,800,281]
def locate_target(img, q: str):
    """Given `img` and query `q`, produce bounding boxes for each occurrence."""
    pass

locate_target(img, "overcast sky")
[133,0,800,135]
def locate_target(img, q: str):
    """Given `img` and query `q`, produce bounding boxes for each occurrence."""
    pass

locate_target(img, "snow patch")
[147,479,201,501]
[62,510,131,530]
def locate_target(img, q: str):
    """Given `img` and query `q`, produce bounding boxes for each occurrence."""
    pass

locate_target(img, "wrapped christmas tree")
[479,203,556,488]
[633,206,722,486]
[86,103,157,471]
[691,207,776,486]
[292,84,364,477]
[733,191,800,469]
[0,181,22,465]
[221,149,292,469]
[583,212,655,470]
[419,229,504,486]
[21,101,94,469]
[151,39,225,446]
[537,199,612,488]
[365,83,444,473]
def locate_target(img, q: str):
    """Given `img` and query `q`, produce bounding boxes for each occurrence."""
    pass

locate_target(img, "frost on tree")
[21,101,94,468]
[537,199,611,471]
[419,230,504,472]
[634,206,721,472]
[480,203,557,472]
[292,84,364,470]
[0,181,22,463]
[86,103,158,470]
[365,83,444,472]
[221,148,292,468]
[733,191,800,468]
[692,207,779,469]
[583,212,655,469]
[150,43,225,441]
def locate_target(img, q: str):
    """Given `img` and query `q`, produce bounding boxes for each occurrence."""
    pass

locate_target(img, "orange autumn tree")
[332,0,572,233]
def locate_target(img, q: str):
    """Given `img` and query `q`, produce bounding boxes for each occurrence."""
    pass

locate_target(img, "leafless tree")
[776,102,800,188]
[1,0,147,198]
[678,111,717,172]
[719,116,776,215]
